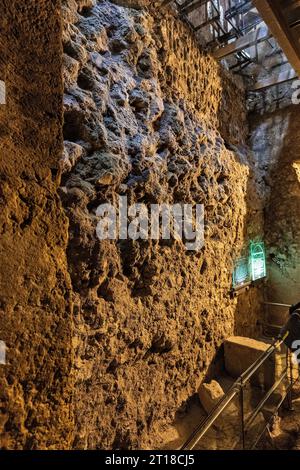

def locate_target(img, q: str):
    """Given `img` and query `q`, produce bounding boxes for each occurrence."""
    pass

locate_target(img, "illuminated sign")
[250,241,266,281]
[233,242,267,289]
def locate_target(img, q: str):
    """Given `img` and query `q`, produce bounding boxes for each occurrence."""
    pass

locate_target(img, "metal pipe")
[244,370,287,431]
[263,302,291,307]
[250,400,283,449]
[180,0,196,9]
[180,386,239,450]
[250,374,300,450]
[250,353,300,449]
[240,339,284,383]
[181,0,208,15]
[239,383,246,450]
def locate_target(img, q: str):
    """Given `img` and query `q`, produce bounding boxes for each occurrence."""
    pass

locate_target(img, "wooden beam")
[250,68,298,91]
[253,0,300,75]
[180,0,196,9]
[212,27,271,59]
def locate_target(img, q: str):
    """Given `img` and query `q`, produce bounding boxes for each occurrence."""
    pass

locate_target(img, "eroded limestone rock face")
[61,0,264,449]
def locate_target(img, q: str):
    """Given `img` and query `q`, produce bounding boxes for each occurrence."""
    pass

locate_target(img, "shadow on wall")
[231,150,265,338]
[250,105,300,324]
[267,108,300,312]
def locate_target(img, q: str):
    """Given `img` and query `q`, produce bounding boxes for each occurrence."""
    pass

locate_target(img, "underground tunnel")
[1,0,300,456]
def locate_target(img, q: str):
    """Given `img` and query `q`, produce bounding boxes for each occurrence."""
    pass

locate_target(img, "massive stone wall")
[62,0,264,449]
[0,0,266,451]
[0,1,73,449]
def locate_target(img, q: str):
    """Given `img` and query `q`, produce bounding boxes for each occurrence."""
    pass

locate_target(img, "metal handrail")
[180,384,240,450]
[244,370,287,431]
[240,338,284,383]
[250,352,299,449]
[250,388,289,450]
[264,302,291,308]
[180,336,296,450]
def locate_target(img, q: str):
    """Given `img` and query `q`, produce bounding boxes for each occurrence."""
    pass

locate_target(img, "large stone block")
[224,336,283,389]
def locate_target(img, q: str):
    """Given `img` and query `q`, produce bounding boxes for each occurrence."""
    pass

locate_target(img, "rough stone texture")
[247,45,297,116]
[0,1,73,449]
[198,379,238,435]
[249,105,300,327]
[198,380,224,414]
[198,379,240,447]
[61,0,264,449]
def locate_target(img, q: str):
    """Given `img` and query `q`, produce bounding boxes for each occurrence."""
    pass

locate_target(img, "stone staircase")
[161,334,299,450]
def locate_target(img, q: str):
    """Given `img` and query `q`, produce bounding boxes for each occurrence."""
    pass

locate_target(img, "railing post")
[239,380,246,450]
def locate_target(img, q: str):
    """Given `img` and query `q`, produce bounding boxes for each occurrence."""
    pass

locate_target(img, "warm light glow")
[250,242,266,281]
[293,161,300,182]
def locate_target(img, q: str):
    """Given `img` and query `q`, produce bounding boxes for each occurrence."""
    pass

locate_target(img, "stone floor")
[160,374,300,450]
[258,385,300,450]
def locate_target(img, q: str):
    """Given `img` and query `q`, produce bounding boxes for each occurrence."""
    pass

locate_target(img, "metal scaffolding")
[169,0,272,73]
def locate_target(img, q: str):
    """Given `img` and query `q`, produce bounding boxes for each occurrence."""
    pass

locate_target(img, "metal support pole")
[239,382,246,450]
[263,302,291,308]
